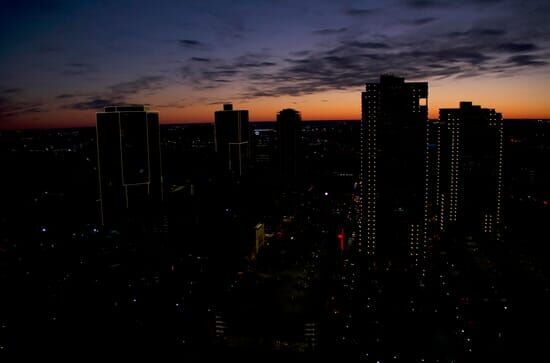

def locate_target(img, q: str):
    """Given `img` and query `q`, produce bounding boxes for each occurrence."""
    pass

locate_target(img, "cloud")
[405,17,437,25]
[175,3,549,101]
[345,8,376,16]
[157,100,186,109]
[402,0,450,8]
[402,0,500,8]
[233,61,277,68]
[344,41,389,49]
[38,45,63,53]
[191,57,211,62]
[179,51,278,88]
[63,75,167,110]
[2,88,22,94]
[0,96,45,119]
[0,88,44,121]
[405,48,493,65]
[56,93,76,99]
[447,28,506,38]
[313,27,348,35]
[497,43,538,52]
[109,76,166,96]
[219,27,548,100]
[179,39,200,46]
[201,69,239,78]
[477,28,507,36]
[289,50,310,57]
[65,98,119,110]
[178,39,209,50]
[230,52,277,68]
[206,100,229,106]
[507,55,547,66]
[64,62,99,76]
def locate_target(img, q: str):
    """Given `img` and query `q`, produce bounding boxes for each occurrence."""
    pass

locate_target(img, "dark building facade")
[436,102,503,239]
[214,103,250,177]
[276,108,301,178]
[359,75,430,267]
[96,105,163,225]
[252,127,277,168]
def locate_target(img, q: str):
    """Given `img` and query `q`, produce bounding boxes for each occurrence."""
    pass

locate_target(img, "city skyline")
[2,76,550,358]
[2,0,550,130]
[2,1,550,359]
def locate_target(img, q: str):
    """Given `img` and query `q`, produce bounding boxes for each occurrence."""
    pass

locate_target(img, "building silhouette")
[96,105,163,225]
[214,103,250,177]
[252,127,277,168]
[436,101,504,239]
[359,75,430,267]
[276,108,301,179]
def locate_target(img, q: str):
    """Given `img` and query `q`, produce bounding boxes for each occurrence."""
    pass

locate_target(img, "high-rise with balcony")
[436,102,503,239]
[359,75,430,267]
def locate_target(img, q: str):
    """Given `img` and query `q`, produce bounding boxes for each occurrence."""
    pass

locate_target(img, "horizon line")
[2,118,550,132]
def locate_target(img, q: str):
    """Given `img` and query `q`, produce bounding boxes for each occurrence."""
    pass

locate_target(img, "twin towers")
[358,75,503,271]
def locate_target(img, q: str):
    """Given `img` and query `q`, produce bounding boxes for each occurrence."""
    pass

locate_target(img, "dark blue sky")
[1,0,549,128]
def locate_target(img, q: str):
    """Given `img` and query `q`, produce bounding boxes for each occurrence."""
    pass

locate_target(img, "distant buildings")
[436,102,504,239]
[252,128,277,168]
[96,105,163,225]
[359,75,429,267]
[276,108,301,178]
[214,103,250,177]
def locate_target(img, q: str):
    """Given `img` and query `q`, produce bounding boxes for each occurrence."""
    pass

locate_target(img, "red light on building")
[338,229,345,251]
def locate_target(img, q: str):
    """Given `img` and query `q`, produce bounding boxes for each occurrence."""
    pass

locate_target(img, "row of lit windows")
[448,122,461,222]
[409,224,421,267]
[439,110,503,236]
[359,92,378,255]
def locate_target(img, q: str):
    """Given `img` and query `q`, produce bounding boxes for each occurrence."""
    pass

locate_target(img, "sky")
[1,0,550,129]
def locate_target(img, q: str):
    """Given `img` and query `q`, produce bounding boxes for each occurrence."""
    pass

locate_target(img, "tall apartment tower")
[276,108,301,178]
[437,102,504,239]
[214,103,250,177]
[96,105,163,225]
[359,75,430,267]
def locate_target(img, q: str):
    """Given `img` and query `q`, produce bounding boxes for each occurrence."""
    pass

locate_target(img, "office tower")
[276,108,301,178]
[437,102,503,238]
[359,75,429,266]
[96,105,163,225]
[214,103,250,177]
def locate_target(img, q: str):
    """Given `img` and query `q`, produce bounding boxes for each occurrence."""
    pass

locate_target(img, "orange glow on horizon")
[2,74,550,130]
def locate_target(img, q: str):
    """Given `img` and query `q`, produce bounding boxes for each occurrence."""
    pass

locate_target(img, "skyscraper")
[214,103,250,177]
[436,102,503,239]
[276,108,301,179]
[359,75,430,267]
[96,105,163,225]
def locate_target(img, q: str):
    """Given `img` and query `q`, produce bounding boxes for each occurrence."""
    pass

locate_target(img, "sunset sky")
[1,0,550,129]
